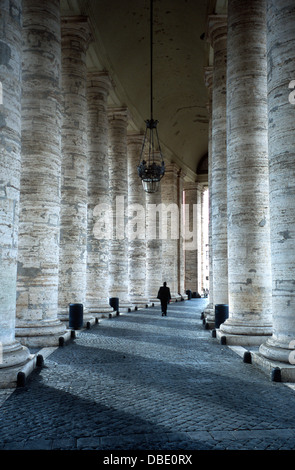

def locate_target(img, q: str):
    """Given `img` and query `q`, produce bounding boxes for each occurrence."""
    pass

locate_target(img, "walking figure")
[157,282,171,316]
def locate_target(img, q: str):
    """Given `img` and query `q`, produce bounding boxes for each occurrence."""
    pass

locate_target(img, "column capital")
[87,71,112,96]
[184,181,204,192]
[165,162,181,176]
[206,14,227,48]
[61,15,93,47]
[127,132,145,146]
[108,106,130,123]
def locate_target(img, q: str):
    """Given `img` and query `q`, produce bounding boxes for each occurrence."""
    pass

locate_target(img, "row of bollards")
[201,304,282,383]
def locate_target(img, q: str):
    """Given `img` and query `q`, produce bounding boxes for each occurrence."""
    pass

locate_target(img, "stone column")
[206,16,228,308]
[58,16,92,323]
[86,71,113,316]
[145,157,162,303]
[178,170,185,296]
[218,0,272,345]
[183,182,202,295]
[127,133,149,307]
[108,107,131,309]
[258,0,295,373]
[160,163,181,299]
[0,0,31,385]
[203,66,214,324]
[16,0,66,346]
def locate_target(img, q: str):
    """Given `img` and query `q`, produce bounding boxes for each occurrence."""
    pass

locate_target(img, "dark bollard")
[220,336,227,345]
[215,304,229,329]
[36,354,44,367]
[271,367,281,382]
[243,351,252,364]
[109,297,119,313]
[17,372,26,388]
[69,303,83,330]
[186,289,192,300]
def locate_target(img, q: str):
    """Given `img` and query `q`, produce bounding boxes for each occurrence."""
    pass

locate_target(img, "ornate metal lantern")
[137,0,165,193]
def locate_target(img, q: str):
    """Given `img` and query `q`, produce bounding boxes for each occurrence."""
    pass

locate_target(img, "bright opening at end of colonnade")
[93,190,209,252]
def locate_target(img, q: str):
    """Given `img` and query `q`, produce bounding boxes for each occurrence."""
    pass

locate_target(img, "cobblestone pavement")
[1,298,295,453]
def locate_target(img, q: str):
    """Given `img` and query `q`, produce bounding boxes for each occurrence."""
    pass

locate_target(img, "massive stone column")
[183,182,203,295]
[145,156,162,302]
[108,107,131,309]
[218,0,272,345]
[258,0,295,376]
[16,0,66,346]
[177,170,185,296]
[58,16,92,323]
[206,16,228,308]
[0,0,31,385]
[127,133,149,307]
[160,163,181,298]
[86,71,113,315]
[203,66,214,324]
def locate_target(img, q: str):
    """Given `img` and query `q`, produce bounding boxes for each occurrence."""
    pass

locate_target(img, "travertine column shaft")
[206,16,228,306]
[0,0,31,383]
[108,108,130,306]
[204,67,214,321]
[219,0,272,344]
[86,72,113,314]
[145,161,162,302]
[127,134,148,305]
[259,0,295,364]
[178,171,185,296]
[58,17,91,320]
[160,163,181,298]
[183,182,202,295]
[16,0,66,346]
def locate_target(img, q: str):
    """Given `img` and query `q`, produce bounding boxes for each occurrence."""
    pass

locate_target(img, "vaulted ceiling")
[60,0,227,183]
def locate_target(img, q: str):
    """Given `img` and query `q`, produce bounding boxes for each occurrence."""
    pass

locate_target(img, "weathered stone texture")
[86,72,113,313]
[207,15,228,306]
[203,67,214,320]
[127,134,147,303]
[108,108,130,304]
[58,16,91,317]
[16,0,66,346]
[219,0,272,341]
[160,163,181,297]
[145,172,163,301]
[0,0,31,374]
[184,182,203,295]
[259,0,295,362]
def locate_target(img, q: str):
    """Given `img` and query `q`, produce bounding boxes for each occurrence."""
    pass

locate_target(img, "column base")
[118,301,137,313]
[171,293,182,302]
[216,329,271,346]
[15,319,69,347]
[217,318,272,345]
[86,303,114,315]
[203,305,215,329]
[0,341,32,389]
[258,339,294,364]
[250,347,295,383]
[130,298,154,309]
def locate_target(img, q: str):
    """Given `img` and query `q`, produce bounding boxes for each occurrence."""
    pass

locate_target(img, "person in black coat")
[157,282,171,316]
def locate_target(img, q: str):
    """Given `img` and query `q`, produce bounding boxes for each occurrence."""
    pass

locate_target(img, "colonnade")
[204,0,295,379]
[0,0,206,387]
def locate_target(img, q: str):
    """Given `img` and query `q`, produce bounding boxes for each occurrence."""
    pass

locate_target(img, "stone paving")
[1,298,295,452]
